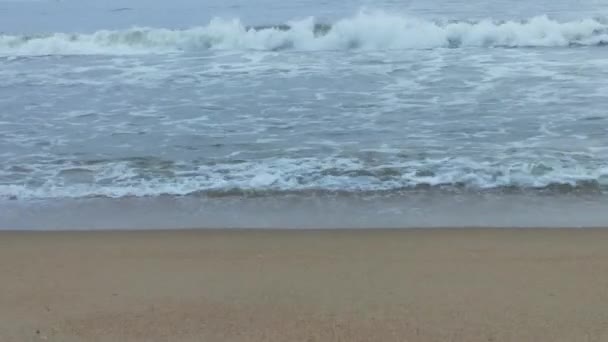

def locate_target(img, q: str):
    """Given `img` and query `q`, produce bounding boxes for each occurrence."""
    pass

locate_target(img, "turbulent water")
[1,0,608,228]
[2,15,608,55]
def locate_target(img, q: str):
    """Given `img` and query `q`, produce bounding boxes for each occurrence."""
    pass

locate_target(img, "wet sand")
[1,229,608,342]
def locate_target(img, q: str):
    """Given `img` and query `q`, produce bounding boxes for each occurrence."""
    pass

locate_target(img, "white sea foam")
[1,157,607,200]
[1,13,607,55]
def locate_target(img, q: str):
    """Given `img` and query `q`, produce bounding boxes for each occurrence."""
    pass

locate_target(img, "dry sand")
[1,229,608,342]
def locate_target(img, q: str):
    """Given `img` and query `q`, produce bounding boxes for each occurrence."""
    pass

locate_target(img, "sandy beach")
[1,229,608,342]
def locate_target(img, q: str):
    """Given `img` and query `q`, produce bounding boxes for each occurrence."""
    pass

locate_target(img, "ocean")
[1,0,608,229]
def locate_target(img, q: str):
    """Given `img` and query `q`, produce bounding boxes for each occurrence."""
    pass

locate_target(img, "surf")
[1,12,607,56]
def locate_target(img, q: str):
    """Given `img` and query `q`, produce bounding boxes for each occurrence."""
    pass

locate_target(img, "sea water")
[1,0,608,228]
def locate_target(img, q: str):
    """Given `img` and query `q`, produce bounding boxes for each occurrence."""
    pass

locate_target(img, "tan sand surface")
[1,229,608,342]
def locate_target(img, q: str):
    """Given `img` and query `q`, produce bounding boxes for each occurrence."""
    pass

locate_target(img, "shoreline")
[2,228,608,341]
[5,193,608,230]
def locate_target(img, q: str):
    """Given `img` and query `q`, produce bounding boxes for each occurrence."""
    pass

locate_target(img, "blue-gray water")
[1,0,608,228]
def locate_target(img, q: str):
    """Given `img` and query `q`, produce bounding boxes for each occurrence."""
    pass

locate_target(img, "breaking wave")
[2,157,608,200]
[1,12,608,55]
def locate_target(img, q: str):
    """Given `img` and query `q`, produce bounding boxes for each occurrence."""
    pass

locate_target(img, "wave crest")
[1,12,608,55]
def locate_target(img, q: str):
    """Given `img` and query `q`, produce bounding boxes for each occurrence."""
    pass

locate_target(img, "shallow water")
[1,0,608,228]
